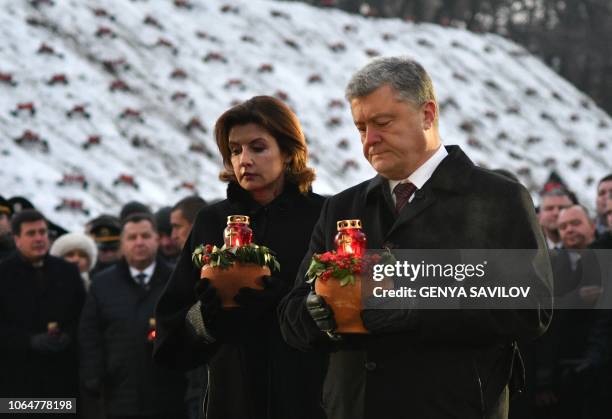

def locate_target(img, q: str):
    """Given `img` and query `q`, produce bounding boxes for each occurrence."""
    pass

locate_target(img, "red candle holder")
[224,215,252,247]
[147,318,156,342]
[335,219,367,257]
[47,322,60,336]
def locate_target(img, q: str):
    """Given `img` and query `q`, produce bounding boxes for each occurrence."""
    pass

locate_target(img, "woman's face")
[64,249,90,273]
[229,123,287,202]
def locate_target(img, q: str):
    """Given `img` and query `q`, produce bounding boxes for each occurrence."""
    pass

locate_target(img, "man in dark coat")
[0,209,85,404]
[591,191,612,248]
[79,213,186,419]
[278,57,553,419]
[168,195,207,419]
[155,206,180,266]
[594,174,612,238]
[533,206,601,418]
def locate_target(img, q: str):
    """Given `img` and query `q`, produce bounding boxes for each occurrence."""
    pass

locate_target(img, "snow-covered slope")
[1,0,611,230]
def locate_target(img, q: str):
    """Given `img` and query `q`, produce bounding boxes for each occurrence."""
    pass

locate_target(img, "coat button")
[364,361,377,371]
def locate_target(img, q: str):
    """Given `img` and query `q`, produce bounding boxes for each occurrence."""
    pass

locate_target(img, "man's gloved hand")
[30,332,71,353]
[305,291,340,340]
[82,378,102,398]
[233,276,286,316]
[195,278,222,329]
[361,296,416,334]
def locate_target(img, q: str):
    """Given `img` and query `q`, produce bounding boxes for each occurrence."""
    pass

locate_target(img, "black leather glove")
[83,378,102,398]
[195,278,222,329]
[233,276,286,316]
[30,332,71,353]
[305,291,340,340]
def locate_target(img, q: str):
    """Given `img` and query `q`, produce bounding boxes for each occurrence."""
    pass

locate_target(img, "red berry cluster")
[314,251,383,281]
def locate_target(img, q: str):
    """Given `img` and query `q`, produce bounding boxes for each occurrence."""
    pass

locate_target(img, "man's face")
[606,198,612,229]
[558,206,595,249]
[121,220,159,269]
[159,233,180,258]
[350,84,438,180]
[170,209,192,249]
[538,195,573,231]
[596,180,612,216]
[14,220,49,262]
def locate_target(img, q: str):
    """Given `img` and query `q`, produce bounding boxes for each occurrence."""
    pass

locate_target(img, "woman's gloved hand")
[233,276,286,317]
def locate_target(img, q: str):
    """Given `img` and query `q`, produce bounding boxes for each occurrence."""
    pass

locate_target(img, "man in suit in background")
[0,209,84,406]
[279,56,553,419]
[169,195,207,419]
[79,213,186,419]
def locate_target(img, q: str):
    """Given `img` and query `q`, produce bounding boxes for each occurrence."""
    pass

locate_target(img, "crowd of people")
[0,56,611,419]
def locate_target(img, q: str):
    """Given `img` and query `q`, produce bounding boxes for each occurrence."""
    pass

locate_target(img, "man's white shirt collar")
[388,145,448,203]
[129,262,156,285]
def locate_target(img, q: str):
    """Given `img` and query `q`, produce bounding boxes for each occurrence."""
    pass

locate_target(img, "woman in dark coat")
[154,96,326,419]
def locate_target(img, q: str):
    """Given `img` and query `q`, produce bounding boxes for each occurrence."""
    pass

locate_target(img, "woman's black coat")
[154,182,326,419]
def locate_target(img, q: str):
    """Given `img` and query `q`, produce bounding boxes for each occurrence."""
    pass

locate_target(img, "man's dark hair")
[172,196,207,224]
[121,212,157,233]
[598,173,612,186]
[119,201,152,222]
[11,209,46,236]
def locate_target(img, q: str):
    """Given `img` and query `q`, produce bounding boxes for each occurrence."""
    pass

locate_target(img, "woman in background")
[50,232,98,291]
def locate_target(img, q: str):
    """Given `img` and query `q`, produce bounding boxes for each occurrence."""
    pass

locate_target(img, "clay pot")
[315,275,368,334]
[201,263,270,308]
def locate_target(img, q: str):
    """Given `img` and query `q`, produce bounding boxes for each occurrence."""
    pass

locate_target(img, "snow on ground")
[1,0,610,230]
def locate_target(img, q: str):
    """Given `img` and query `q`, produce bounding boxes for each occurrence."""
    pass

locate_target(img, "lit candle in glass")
[147,318,156,342]
[224,215,253,248]
[335,219,367,257]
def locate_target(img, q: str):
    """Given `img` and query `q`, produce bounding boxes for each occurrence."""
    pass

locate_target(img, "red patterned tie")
[393,182,417,214]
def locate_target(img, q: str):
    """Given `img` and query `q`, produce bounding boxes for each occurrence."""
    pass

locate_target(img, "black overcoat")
[153,182,327,419]
[278,145,553,419]
[79,257,186,417]
[0,253,85,398]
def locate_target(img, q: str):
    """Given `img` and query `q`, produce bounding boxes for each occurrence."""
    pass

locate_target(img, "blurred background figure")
[79,213,186,419]
[0,209,85,406]
[88,215,122,276]
[595,174,612,237]
[0,195,15,261]
[50,232,98,291]
[558,205,596,252]
[535,205,600,419]
[119,201,152,222]
[170,196,207,250]
[595,173,612,237]
[167,195,208,419]
[8,196,67,243]
[538,189,574,249]
[155,206,180,266]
